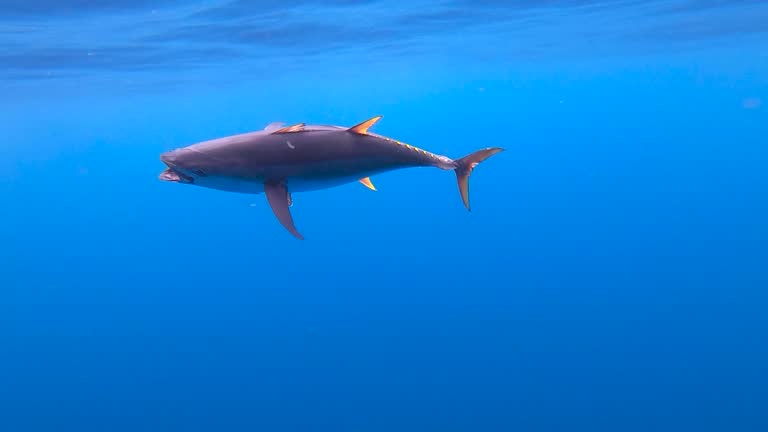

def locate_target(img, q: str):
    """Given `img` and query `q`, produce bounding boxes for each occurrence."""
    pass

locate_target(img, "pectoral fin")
[264,181,304,240]
[264,121,286,132]
[272,123,306,134]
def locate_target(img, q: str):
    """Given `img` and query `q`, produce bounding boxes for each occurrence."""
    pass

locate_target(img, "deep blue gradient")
[2,1,767,431]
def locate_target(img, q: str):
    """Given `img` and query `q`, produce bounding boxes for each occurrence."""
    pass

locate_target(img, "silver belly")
[193,174,363,194]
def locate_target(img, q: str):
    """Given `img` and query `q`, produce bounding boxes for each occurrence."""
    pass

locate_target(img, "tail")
[454,147,504,211]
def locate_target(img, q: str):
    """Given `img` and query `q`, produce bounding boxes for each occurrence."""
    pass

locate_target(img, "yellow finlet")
[359,177,377,191]
[348,115,382,135]
[272,123,305,133]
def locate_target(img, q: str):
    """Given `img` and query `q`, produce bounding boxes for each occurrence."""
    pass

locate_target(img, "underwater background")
[1,1,767,431]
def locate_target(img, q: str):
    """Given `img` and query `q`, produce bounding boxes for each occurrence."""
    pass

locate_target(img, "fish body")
[160,116,503,239]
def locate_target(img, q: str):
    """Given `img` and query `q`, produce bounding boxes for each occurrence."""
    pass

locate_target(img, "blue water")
[2,1,767,431]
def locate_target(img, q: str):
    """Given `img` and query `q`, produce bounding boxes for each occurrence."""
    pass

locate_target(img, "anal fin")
[359,177,377,191]
[264,181,304,240]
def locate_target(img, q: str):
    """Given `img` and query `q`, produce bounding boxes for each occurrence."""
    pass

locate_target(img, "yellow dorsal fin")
[348,115,382,135]
[272,123,305,133]
[359,177,377,191]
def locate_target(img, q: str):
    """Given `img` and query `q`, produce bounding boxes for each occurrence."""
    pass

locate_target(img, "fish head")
[159,147,212,184]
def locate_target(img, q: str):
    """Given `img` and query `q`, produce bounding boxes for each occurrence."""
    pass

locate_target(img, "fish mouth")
[159,167,194,184]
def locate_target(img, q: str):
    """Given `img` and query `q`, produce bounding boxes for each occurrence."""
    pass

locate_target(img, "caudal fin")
[454,147,504,211]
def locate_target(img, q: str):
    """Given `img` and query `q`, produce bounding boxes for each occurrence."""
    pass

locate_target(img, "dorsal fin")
[348,115,382,135]
[264,121,286,133]
[272,123,305,134]
[359,177,376,191]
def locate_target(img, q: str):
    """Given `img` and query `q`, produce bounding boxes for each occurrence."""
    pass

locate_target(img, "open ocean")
[1,1,767,431]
